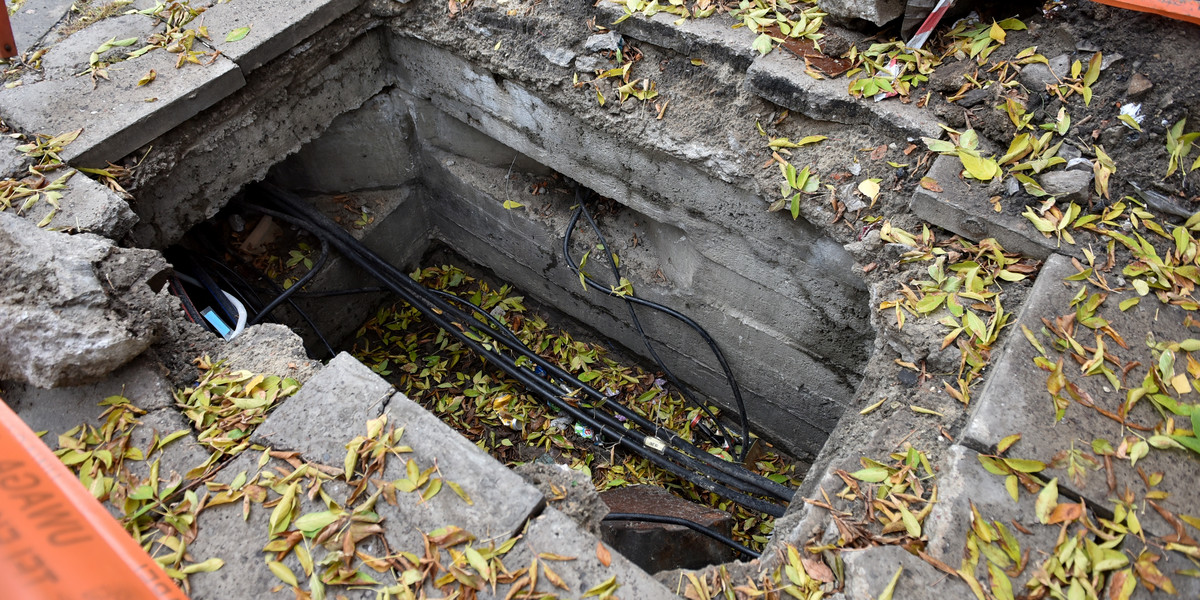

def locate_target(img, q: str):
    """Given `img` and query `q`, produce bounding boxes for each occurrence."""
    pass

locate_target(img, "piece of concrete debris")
[538,45,577,68]
[1127,72,1153,97]
[1018,54,1070,91]
[1,135,25,179]
[1039,168,1093,204]
[583,31,622,54]
[215,323,322,385]
[515,462,609,536]
[0,212,170,388]
[818,0,904,27]
[599,484,737,573]
[574,54,608,73]
[19,169,139,238]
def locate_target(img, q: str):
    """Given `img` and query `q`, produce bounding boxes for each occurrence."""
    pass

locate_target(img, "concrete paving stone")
[216,323,323,386]
[923,445,1064,588]
[131,406,212,480]
[963,253,1200,539]
[747,49,943,142]
[250,352,392,467]
[841,544,973,599]
[2,351,179,421]
[595,3,757,71]
[0,43,245,168]
[37,14,159,80]
[910,154,1080,260]
[486,507,679,600]
[377,389,545,554]
[7,0,75,53]
[185,452,376,600]
[19,168,139,237]
[819,0,904,27]
[1,135,27,179]
[198,0,364,73]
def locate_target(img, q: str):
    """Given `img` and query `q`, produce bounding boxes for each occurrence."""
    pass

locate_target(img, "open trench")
[134,21,878,575]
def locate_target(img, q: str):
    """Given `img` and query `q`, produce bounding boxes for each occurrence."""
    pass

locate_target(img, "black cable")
[564,193,751,461]
[247,238,330,326]
[293,286,388,298]
[602,512,760,559]
[169,275,204,324]
[215,238,337,358]
[248,188,790,515]
[198,255,270,315]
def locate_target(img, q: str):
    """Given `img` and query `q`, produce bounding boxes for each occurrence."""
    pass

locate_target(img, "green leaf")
[1035,478,1058,524]
[181,557,225,574]
[879,566,903,600]
[267,559,299,587]
[849,466,890,482]
[897,502,921,537]
[1002,458,1045,473]
[752,33,774,56]
[294,510,339,534]
[226,27,251,42]
[958,151,999,181]
[582,575,620,598]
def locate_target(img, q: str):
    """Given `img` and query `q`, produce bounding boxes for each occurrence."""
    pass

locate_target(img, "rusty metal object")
[1,0,17,59]
[599,485,738,573]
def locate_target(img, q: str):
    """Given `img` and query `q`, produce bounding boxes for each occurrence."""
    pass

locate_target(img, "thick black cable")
[214,240,337,358]
[564,195,752,461]
[602,512,760,559]
[294,286,388,298]
[248,190,789,515]
[246,189,790,504]
[242,198,790,502]
[247,238,330,326]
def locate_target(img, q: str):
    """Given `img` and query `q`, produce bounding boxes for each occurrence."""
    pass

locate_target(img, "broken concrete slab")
[0,46,244,168]
[378,389,545,553]
[184,452,376,600]
[962,253,1200,539]
[515,462,608,537]
[267,90,418,193]
[0,135,26,179]
[37,14,159,80]
[818,0,904,27]
[7,0,75,53]
[20,169,138,238]
[921,445,1062,588]
[251,352,391,466]
[595,4,757,71]
[198,0,364,73]
[840,544,973,598]
[493,507,680,600]
[0,212,168,387]
[217,324,323,387]
[910,154,1074,260]
[747,50,943,141]
[1039,168,1093,204]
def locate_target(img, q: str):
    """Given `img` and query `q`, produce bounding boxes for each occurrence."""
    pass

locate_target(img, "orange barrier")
[0,399,189,600]
[1,0,17,58]
[1091,0,1200,25]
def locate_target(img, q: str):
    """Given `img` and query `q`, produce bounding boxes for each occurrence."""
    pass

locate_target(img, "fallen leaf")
[597,542,612,566]
[226,27,251,42]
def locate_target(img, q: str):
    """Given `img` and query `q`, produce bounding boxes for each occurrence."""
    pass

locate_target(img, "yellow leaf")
[267,560,299,587]
[879,566,903,600]
[1035,478,1058,524]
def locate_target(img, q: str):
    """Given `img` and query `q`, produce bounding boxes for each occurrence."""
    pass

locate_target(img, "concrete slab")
[250,352,391,467]
[184,452,376,600]
[841,544,973,599]
[491,507,679,600]
[910,154,1080,261]
[595,4,757,71]
[37,14,158,80]
[20,168,138,237]
[0,44,245,168]
[0,135,27,179]
[7,0,74,52]
[922,445,1063,588]
[216,324,323,386]
[747,50,943,141]
[378,389,545,554]
[963,253,1200,539]
[198,0,364,73]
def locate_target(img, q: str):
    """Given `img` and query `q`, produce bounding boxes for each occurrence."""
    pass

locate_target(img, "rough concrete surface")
[963,254,1200,539]
[1,29,246,168]
[251,352,392,466]
[516,462,608,537]
[6,0,75,52]
[20,169,139,238]
[0,212,168,387]
[199,0,365,72]
[747,50,943,141]
[217,324,323,386]
[910,154,1067,260]
[378,389,546,552]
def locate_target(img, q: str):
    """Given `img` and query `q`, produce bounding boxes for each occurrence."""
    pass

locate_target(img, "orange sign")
[0,399,189,600]
[1,0,17,59]
[1092,0,1200,25]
